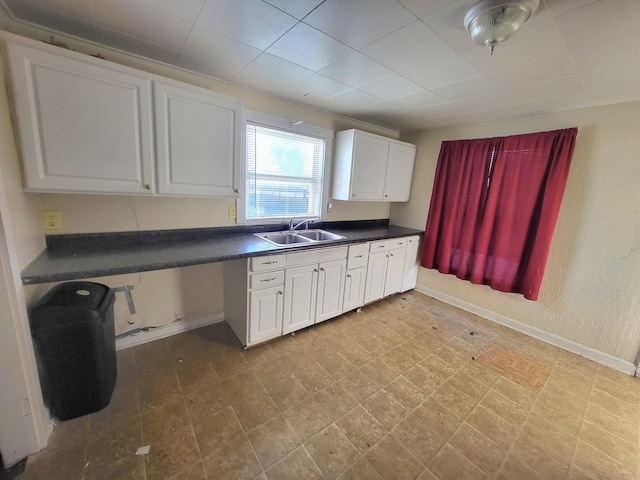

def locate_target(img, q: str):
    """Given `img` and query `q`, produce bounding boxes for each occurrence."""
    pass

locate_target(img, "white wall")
[391,102,640,366]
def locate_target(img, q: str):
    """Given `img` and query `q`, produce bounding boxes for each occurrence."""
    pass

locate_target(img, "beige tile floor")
[19,291,640,480]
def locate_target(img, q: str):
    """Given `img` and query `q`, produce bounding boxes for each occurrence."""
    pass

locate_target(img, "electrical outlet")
[43,210,61,230]
[228,205,237,220]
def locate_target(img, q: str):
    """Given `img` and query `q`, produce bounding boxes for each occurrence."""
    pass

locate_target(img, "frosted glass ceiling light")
[464,0,539,54]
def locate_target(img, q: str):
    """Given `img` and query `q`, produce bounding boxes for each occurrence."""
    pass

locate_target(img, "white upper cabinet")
[332,129,416,202]
[384,141,416,202]
[5,36,242,197]
[7,41,155,194]
[154,80,241,197]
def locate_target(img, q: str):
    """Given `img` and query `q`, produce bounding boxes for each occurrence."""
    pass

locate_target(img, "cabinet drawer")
[347,243,368,270]
[287,246,348,268]
[250,270,284,290]
[389,237,407,250]
[369,239,390,253]
[251,254,286,272]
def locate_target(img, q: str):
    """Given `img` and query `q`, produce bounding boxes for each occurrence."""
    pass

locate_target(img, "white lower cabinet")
[225,238,420,347]
[284,247,347,333]
[364,249,389,304]
[343,242,369,312]
[224,254,285,347]
[283,264,317,334]
[249,285,283,343]
[316,259,346,323]
[343,267,366,312]
[384,239,407,297]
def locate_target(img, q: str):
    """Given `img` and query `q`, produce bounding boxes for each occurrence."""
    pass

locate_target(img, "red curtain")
[421,128,578,300]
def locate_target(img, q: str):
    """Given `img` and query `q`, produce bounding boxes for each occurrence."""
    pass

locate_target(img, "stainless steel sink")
[296,229,345,241]
[254,229,345,247]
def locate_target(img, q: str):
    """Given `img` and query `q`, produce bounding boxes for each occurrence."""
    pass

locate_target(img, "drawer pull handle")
[313,269,318,272]
[263,261,275,265]
[354,255,363,258]
[278,291,283,295]
[261,278,277,282]
[320,267,325,271]
[347,274,351,278]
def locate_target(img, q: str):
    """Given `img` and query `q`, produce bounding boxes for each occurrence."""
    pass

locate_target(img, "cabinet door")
[343,266,366,312]
[351,133,389,200]
[283,264,318,334]
[154,81,241,197]
[316,259,346,323]
[384,246,407,297]
[364,251,388,304]
[249,285,283,343]
[384,142,416,201]
[401,236,421,292]
[7,41,154,194]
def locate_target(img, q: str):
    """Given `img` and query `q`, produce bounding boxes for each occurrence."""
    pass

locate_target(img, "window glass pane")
[246,124,324,220]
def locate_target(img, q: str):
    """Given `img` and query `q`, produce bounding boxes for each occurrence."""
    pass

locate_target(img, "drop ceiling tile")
[555,0,640,52]
[361,20,479,89]
[94,0,193,51]
[483,56,578,91]
[397,0,456,19]
[570,33,640,76]
[95,26,180,64]
[231,52,313,87]
[2,0,97,39]
[231,75,295,99]
[358,74,424,101]
[419,0,478,52]
[317,52,393,88]
[195,0,297,50]
[569,33,640,105]
[410,92,517,120]
[175,27,261,80]
[263,0,325,20]
[431,75,501,101]
[267,22,354,71]
[303,0,416,50]
[292,73,351,99]
[582,68,640,106]
[508,76,587,103]
[542,0,599,18]
[324,89,380,113]
[389,90,446,111]
[353,100,411,116]
[145,0,205,22]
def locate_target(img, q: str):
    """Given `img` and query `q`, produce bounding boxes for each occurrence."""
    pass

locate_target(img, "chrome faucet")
[289,218,310,231]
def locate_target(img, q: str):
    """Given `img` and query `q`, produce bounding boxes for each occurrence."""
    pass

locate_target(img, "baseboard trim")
[414,285,636,376]
[115,312,225,350]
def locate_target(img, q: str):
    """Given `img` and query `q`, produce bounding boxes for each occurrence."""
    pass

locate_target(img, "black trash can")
[30,281,117,421]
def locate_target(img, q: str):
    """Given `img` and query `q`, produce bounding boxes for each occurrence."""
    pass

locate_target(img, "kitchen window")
[240,110,333,223]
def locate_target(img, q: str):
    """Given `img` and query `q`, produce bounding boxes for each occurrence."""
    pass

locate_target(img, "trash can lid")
[32,281,113,313]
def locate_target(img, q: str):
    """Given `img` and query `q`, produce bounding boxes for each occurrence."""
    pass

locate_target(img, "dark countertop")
[21,220,423,285]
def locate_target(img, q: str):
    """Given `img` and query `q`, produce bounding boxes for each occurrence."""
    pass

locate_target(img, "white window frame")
[237,110,334,224]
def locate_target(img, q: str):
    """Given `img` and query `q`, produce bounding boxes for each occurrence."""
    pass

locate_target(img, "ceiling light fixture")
[464,0,539,55]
